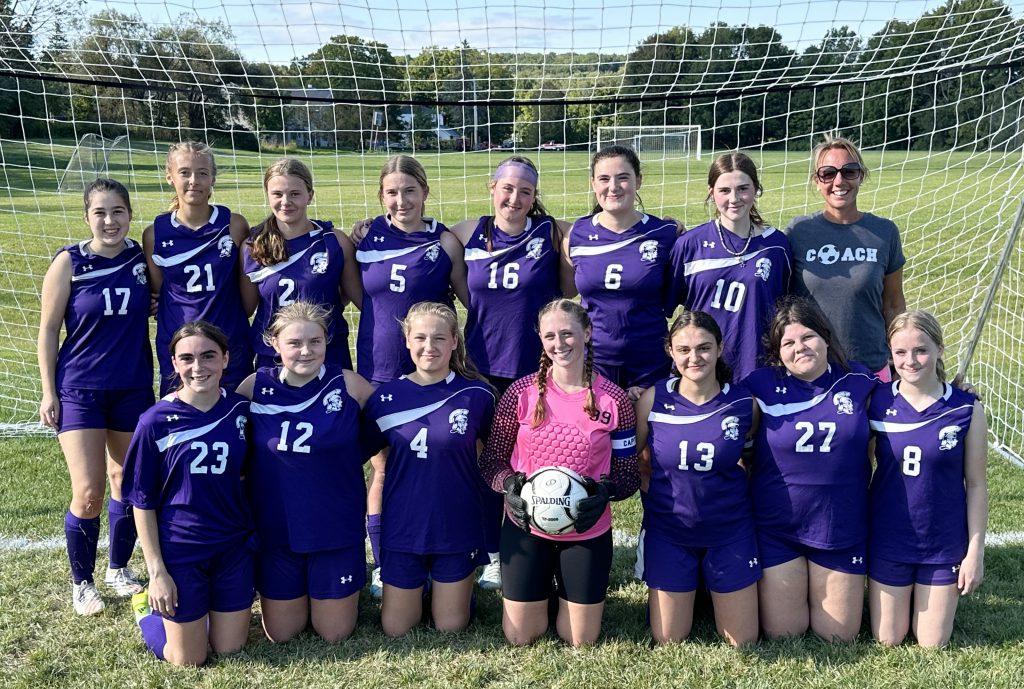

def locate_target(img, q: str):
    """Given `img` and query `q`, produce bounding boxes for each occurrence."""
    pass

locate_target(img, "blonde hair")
[812,134,870,182]
[249,158,315,266]
[378,155,429,219]
[532,298,598,428]
[401,302,489,386]
[262,300,331,348]
[165,141,217,211]
[887,310,947,383]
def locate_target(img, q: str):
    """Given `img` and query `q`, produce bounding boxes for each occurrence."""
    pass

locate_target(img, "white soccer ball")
[520,466,590,535]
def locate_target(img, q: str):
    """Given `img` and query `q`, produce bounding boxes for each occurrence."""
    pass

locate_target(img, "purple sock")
[367,513,382,567]
[65,512,100,584]
[138,613,167,660]
[107,499,137,569]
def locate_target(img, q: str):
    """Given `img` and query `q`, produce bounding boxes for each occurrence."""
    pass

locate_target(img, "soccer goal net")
[0,0,1022,465]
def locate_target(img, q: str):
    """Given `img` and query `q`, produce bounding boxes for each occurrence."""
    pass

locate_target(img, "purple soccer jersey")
[55,239,153,390]
[243,222,350,369]
[121,390,253,564]
[248,365,365,553]
[642,379,755,547]
[669,221,792,381]
[463,216,561,379]
[361,372,495,554]
[568,214,676,383]
[151,206,253,390]
[355,215,454,383]
[746,364,876,549]
[869,382,976,564]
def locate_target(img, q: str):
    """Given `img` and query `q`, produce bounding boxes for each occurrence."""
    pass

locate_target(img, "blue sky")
[85,0,1020,63]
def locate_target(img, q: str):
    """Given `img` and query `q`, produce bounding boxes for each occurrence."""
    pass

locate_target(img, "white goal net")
[0,0,1022,465]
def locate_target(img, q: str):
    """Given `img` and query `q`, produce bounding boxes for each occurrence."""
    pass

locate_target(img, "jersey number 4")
[410,427,429,458]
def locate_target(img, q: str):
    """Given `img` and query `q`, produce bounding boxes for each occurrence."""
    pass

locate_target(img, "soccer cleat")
[72,581,105,616]
[104,566,145,596]
[477,555,501,591]
[369,567,383,600]
[131,591,151,622]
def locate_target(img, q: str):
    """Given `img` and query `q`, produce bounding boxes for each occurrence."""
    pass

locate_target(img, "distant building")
[284,87,335,148]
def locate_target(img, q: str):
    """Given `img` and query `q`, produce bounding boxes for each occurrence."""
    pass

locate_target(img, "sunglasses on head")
[815,163,862,183]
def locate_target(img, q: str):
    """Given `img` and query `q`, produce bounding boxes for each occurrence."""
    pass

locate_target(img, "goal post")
[596,125,702,160]
[57,134,132,193]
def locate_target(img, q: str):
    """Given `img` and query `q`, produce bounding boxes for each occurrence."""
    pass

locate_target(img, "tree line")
[0,0,1021,151]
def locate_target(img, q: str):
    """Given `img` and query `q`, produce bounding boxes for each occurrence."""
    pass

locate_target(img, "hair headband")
[493,161,539,186]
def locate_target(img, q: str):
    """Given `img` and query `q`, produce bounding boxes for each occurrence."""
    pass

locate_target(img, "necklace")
[715,220,754,266]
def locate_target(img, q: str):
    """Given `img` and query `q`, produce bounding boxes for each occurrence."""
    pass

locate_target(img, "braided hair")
[531,298,599,428]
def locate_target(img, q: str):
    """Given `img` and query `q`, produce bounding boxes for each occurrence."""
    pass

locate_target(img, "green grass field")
[2,141,1024,686]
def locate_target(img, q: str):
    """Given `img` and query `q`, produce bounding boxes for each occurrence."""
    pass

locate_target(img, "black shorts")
[499,519,613,605]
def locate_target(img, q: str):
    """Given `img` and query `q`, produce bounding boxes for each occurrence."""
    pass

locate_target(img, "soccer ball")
[520,466,590,535]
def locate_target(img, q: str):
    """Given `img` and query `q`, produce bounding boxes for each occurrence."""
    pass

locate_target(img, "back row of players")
[37,140,985,663]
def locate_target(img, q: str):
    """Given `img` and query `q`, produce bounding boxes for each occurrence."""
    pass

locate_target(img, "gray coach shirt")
[784,211,905,371]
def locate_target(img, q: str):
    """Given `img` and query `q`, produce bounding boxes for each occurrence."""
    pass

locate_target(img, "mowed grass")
[1,434,1024,688]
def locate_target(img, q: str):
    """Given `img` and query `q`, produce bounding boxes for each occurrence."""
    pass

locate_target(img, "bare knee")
[70,488,105,519]
[433,610,470,634]
[164,646,207,667]
[262,617,304,644]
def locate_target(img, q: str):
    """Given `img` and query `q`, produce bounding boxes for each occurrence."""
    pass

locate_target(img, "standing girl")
[122,321,254,666]
[565,145,677,396]
[242,158,361,371]
[354,155,469,596]
[238,301,373,643]
[361,302,495,637]
[479,298,639,646]
[38,178,151,615]
[868,311,986,646]
[634,310,760,647]
[744,296,875,642]
[144,141,253,394]
[670,152,791,381]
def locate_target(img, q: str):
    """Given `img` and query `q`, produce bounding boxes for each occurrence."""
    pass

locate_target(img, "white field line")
[4,530,1023,552]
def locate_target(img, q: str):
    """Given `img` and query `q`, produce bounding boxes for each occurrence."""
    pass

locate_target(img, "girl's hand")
[39,392,60,429]
[350,218,373,243]
[148,570,179,617]
[957,549,984,596]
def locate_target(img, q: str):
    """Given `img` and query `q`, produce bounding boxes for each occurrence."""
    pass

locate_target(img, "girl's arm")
[134,507,178,616]
[343,369,375,408]
[238,243,259,317]
[37,252,71,428]
[235,373,256,400]
[449,219,475,247]
[336,229,364,309]
[479,378,529,491]
[634,386,655,492]
[959,400,988,596]
[441,230,470,307]
[141,224,163,317]
[882,268,906,329]
[556,221,578,298]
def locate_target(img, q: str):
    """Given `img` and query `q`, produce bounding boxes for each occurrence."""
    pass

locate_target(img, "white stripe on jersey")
[156,399,248,452]
[250,372,345,415]
[152,228,229,268]
[649,397,749,425]
[569,221,668,258]
[375,384,495,432]
[245,228,324,283]
[70,257,138,282]
[356,242,435,264]
[755,371,875,417]
[683,243,786,276]
[869,404,975,434]
[464,219,547,262]
[170,206,221,228]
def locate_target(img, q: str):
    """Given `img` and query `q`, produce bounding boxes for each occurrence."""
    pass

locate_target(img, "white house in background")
[398,109,459,142]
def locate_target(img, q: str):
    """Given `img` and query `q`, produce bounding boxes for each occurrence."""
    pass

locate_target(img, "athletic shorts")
[486,376,517,398]
[758,529,867,576]
[593,357,670,391]
[380,547,488,590]
[257,544,366,600]
[164,541,255,623]
[500,519,613,605]
[869,555,961,587]
[635,528,761,594]
[57,387,154,434]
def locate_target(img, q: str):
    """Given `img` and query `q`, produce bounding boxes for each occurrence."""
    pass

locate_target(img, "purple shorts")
[57,387,154,434]
[758,530,867,575]
[257,544,366,600]
[164,541,255,623]
[869,555,960,587]
[635,528,761,594]
[593,357,670,391]
[380,547,488,590]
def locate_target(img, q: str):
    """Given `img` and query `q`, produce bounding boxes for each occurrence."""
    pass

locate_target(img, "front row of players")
[116,294,984,665]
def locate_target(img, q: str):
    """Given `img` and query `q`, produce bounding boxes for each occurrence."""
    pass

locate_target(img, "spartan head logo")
[234,414,247,440]
[754,257,772,282]
[309,251,329,274]
[448,408,469,435]
[639,240,659,263]
[322,389,344,413]
[938,425,962,451]
[832,391,854,415]
[132,263,147,285]
[721,415,740,441]
[217,235,234,258]
[424,244,441,262]
[525,238,545,260]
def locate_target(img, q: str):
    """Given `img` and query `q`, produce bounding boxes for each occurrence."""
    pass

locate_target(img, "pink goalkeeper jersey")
[481,372,637,542]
